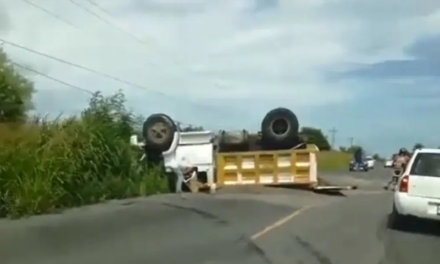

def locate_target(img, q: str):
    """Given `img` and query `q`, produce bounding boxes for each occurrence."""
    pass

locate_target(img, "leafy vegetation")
[0,50,35,123]
[372,153,383,161]
[317,151,352,171]
[339,145,362,153]
[299,127,352,171]
[180,124,204,132]
[0,49,167,218]
[413,143,424,151]
[299,127,331,151]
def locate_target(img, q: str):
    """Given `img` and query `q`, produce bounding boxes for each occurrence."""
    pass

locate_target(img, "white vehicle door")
[407,152,440,199]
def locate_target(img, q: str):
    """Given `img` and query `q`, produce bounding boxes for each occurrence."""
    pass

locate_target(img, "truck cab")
[131,131,217,192]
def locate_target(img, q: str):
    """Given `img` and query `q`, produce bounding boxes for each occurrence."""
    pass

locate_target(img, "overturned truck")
[131,107,345,193]
[142,107,306,154]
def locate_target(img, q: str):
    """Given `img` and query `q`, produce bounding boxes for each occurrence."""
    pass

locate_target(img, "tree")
[0,49,35,123]
[341,145,362,153]
[413,143,424,151]
[180,124,204,132]
[300,127,331,151]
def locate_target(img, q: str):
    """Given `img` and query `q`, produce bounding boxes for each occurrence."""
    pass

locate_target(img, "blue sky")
[1,0,440,155]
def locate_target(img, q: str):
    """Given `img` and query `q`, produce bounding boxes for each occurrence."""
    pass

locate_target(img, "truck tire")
[143,113,177,152]
[217,130,251,152]
[261,108,299,147]
[219,130,249,145]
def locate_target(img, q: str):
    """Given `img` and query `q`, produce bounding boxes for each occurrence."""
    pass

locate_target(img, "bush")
[0,91,168,218]
[317,151,352,171]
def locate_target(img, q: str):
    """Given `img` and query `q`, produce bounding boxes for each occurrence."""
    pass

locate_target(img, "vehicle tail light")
[399,175,409,193]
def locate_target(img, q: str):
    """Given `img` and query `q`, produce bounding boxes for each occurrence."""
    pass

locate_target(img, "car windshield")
[410,152,440,177]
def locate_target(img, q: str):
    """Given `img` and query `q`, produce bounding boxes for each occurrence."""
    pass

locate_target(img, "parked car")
[390,148,440,230]
[365,156,375,169]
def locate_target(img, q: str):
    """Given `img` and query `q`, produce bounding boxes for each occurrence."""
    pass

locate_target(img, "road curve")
[1,167,440,264]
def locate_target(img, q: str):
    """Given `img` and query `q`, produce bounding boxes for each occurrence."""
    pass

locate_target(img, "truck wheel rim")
[148,122,169,143]
[270,118,289,136]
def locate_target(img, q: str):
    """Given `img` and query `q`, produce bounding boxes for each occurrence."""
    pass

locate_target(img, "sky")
[1,0,440,155]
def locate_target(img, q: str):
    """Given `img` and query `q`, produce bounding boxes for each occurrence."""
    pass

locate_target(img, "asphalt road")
[1,166,439,264]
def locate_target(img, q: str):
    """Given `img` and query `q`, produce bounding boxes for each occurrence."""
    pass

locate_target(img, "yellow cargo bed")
[216,145,319,188]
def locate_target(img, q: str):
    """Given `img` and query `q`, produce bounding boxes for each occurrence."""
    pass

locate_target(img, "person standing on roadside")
[393,148,411,172]
[385,148,411,190]
[353,147,363,168]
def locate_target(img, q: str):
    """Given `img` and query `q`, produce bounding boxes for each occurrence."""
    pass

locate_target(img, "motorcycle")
[349,160,369,172]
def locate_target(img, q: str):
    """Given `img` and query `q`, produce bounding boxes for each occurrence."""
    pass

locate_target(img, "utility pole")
[348,137,354,148]
[328,127,337,149]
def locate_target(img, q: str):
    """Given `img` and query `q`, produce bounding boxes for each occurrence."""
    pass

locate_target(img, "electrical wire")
[68,0,228,92]
[0,38,152,91]
[4,2,240,127]
[67,0,148,47]
[9,61,196,127]
[19,0,229,95]
[85,0,115,17]
[0,38,236,123]
[11,62,93,94]
[19,0,79,29]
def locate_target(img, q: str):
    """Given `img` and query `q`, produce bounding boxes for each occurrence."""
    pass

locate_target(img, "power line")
[11,62,93,94]
[9,61,197,127]
[0,38,239,121]
[72,0,228,92]
[0,38,150,91]
[0,39,175,96]
[3,4,241,125]
[19,0,79,29]
[21,0,229,94]
[66,0,149,46]
[76,1,167,56]
[85,0,114,17]
[3,3,229,129]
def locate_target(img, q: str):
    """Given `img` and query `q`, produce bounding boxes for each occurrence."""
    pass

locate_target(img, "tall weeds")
[0,91,167,218]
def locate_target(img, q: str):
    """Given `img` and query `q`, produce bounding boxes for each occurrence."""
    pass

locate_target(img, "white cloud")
[1,0,440,129]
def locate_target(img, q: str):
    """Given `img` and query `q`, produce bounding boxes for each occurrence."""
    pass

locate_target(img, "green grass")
[0,92,168,218]
[317,151,352,171]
